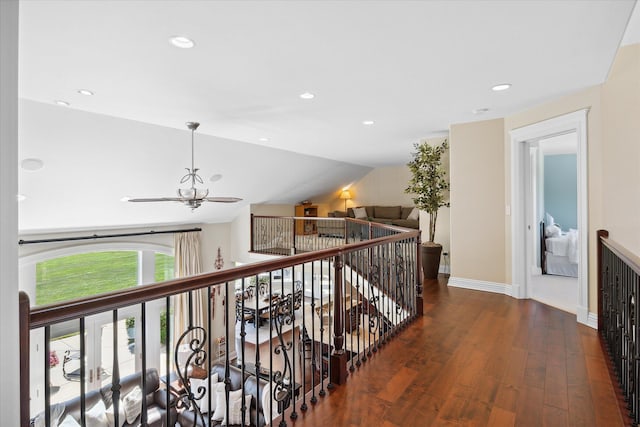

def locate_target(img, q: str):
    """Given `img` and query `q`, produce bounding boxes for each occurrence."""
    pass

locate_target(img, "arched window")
[21,242,174,306]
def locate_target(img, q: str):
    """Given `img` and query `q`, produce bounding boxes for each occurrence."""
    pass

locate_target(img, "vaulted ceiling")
[17,0,638,233]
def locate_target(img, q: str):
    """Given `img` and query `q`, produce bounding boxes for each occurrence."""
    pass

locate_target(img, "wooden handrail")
[600,232,640,276]
[27,229,419,329]
[20,221,420,426]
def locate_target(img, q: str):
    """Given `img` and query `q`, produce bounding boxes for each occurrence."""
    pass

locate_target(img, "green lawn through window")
[36,251,174,306]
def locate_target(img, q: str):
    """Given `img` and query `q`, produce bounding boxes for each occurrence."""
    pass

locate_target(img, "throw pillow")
[58,415,81,427]
[32,403,65,427]
[212,388,251,425]
[189,372,220,413]
[261,383,281,426]
[407,208,419,221]
[545,224,561,238]
[122,385,143,424]
[545,212,555,226]
[353,207,367,220]
[85,400,109,427]
[105,400,126,427]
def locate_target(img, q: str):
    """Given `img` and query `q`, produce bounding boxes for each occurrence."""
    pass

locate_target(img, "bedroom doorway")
[510,109,590,326]
[526,133,578,314]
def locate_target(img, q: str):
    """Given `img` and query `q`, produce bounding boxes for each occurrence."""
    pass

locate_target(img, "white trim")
[509,109,589,316]
[0,1,20,423]
[19,241,173,266]
[448,276,513,296]
[587,312,598,329]
[438,264,450,275]
[576,305,589,326]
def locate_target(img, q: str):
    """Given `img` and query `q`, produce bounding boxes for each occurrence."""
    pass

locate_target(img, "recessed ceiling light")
[362,120,374,125]
[77,89,94,96]
[299,92,315,99]
[473,108,490,115]
[21,158,44,171]
[54,100,70,107]
[259,137,269,142]
[210,174,223,182]
[169,36,195,49]
[492,83,512,91]
[16,194,26,202]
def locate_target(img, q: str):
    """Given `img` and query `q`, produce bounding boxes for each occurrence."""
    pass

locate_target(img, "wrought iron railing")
[251,215,409,255]
[20,225,421,427]
[598,229,640,426]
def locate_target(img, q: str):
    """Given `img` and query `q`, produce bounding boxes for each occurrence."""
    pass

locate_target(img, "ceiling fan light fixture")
[128,121,242,209]
[178,187,209,200]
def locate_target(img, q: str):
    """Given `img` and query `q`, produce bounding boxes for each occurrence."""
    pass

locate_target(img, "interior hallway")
[289,276,626,426]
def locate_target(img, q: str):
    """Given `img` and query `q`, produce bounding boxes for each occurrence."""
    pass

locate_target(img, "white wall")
[0,0,20,424]
[200,223,232,273]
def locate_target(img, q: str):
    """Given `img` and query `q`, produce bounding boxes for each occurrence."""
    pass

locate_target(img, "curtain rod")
[18,227,202,245]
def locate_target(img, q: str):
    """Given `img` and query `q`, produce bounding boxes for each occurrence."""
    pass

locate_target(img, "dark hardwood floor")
[290,275,626,426]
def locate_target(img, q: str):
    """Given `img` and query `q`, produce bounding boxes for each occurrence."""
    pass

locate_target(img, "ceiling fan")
[127,121,242,209]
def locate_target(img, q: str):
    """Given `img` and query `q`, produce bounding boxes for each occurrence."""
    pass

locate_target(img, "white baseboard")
[448,277,513,296]
[586,312,598,329]
[449,278,599,330]
[577,305,589,327]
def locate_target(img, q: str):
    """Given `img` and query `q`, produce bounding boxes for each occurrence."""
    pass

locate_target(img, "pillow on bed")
[544,212,555,227]
[545,224,561,238]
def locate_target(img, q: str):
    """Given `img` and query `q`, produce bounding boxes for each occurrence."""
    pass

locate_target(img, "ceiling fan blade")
[204,197,243,203]
[127,197,184,202]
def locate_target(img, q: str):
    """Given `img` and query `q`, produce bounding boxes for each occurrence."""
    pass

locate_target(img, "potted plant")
[405,138,449,279]
[125,316,135,339]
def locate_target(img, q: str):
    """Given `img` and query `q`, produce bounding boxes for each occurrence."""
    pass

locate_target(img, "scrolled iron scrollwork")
[173,325,208,427]
[270,294,297,423]
[368,264,381,332]
[394,243,406,314]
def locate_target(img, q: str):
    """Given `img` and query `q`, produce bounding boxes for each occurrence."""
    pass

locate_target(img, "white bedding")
[544,228,579,277]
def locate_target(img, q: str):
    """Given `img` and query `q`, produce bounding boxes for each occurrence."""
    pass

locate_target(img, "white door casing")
[509,109,589,326]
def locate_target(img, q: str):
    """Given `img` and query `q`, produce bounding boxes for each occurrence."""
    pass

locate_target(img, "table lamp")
[339,190,352,212]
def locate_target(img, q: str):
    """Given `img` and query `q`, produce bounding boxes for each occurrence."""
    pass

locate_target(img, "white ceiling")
[16,0,638,233]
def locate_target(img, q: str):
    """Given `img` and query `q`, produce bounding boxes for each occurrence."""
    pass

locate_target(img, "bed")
[540,220,579,278]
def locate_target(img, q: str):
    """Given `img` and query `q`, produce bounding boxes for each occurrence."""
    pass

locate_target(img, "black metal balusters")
[599,231,640,426]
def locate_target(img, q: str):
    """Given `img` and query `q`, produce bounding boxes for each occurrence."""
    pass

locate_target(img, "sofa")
[31,368,177,427]
[177,364,272,427]
[346,205,419,229]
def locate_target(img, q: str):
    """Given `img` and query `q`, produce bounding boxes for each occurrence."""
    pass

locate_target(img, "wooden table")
[237,294,281,327]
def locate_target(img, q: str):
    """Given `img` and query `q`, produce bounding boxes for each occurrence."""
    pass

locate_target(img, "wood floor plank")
[542,404,569,427]
[376,366,418,403]
[487,406,516,427]
[289,276,626,427]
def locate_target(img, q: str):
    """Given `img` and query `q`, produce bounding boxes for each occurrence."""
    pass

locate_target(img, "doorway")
[526,133,579,313]
[510,110,590,326]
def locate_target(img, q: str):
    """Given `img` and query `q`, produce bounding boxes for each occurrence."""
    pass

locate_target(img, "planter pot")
[421,243,443,280]
[126,327,135,340]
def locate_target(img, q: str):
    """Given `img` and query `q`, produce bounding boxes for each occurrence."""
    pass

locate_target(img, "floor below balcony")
[288,275,627,427]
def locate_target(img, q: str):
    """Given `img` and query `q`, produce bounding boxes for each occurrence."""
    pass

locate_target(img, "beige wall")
[450,118,506,283]
[602,43,640,253]
[346,165,414,209]
[452,43,639,314]
[344,138,451,256]
[504,87,603,308]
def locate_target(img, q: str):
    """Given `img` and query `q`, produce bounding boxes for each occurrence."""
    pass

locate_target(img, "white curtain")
[173,232,209,366]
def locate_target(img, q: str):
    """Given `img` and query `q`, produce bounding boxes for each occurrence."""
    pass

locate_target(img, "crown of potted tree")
[405,139,449,279]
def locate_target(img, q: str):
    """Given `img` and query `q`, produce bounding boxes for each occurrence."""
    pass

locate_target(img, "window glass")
[36,251,138,305]
[155,252,175,282]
